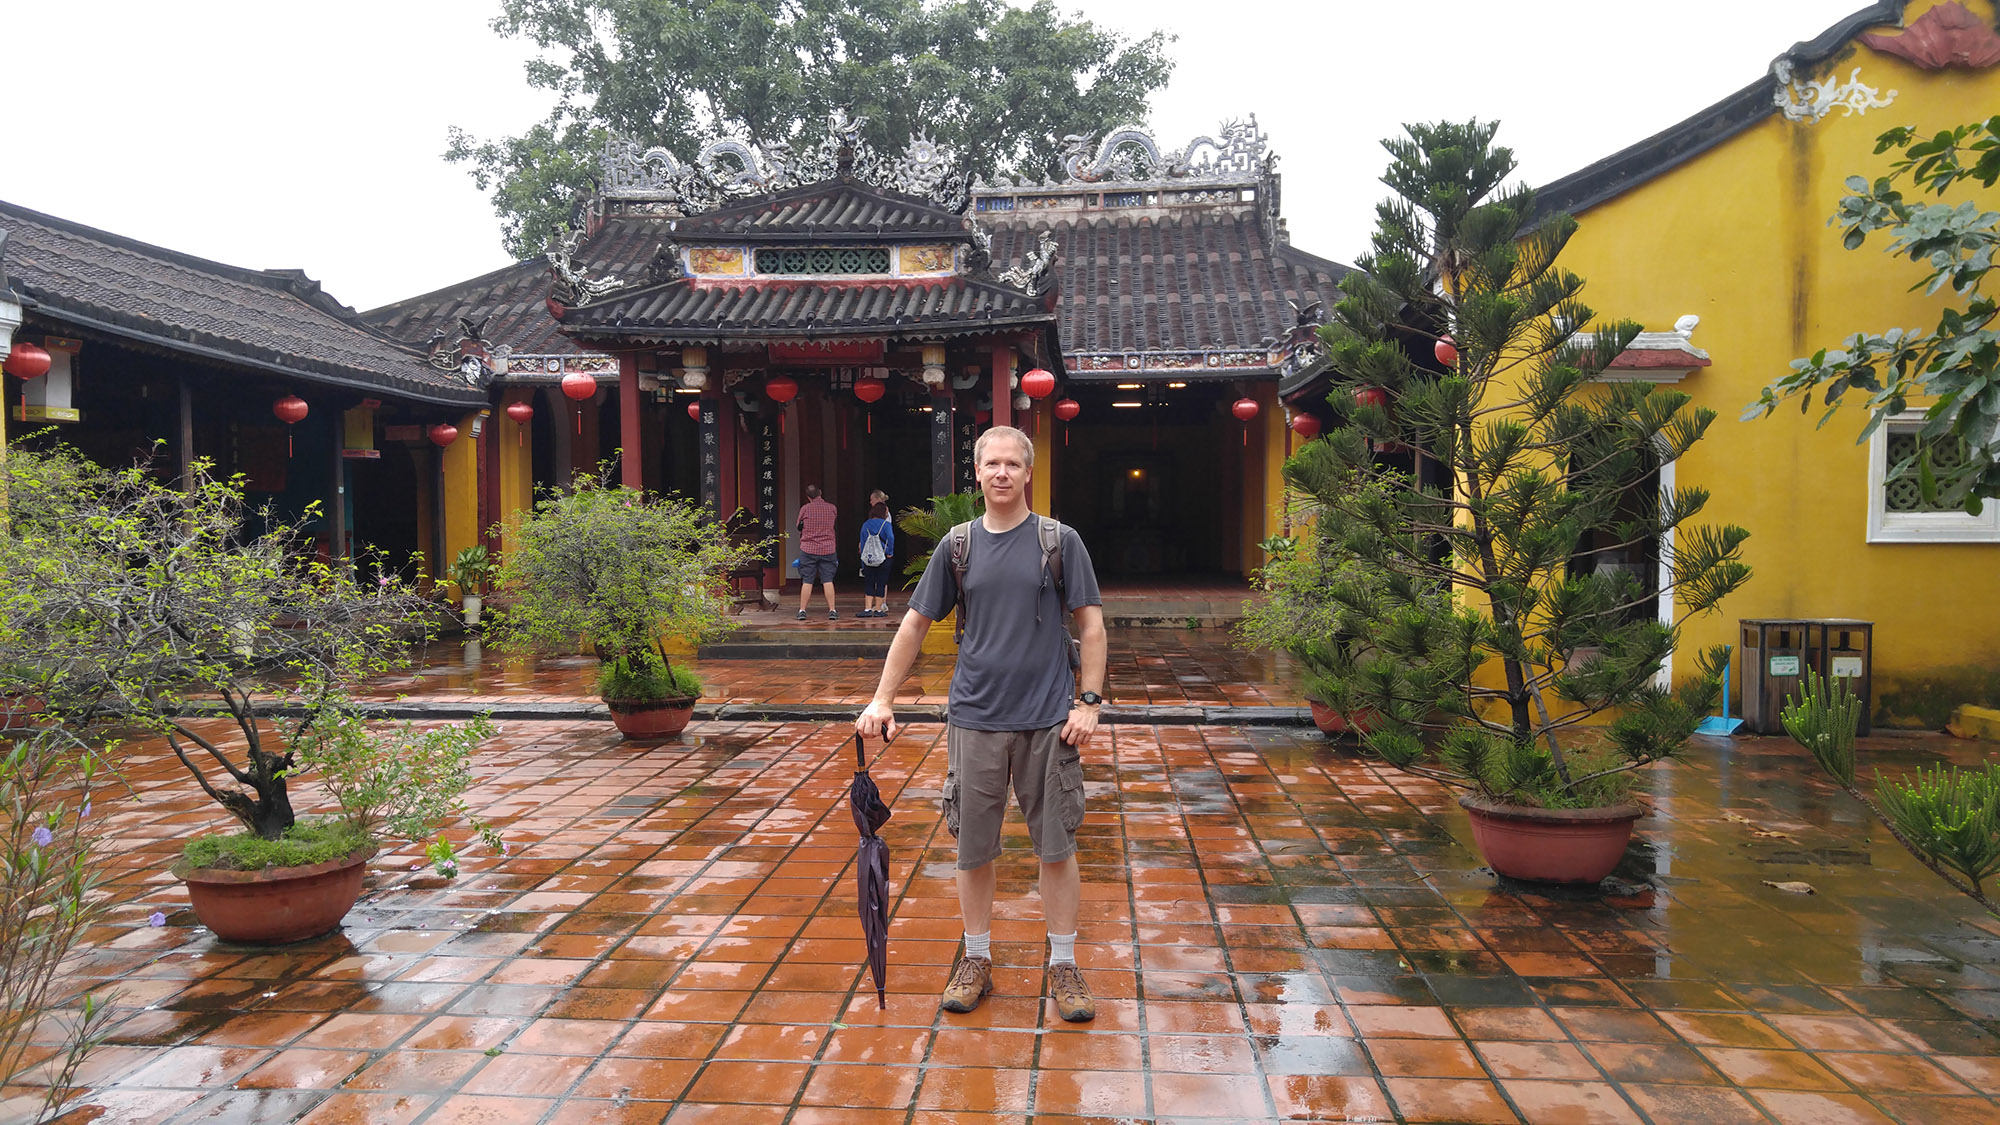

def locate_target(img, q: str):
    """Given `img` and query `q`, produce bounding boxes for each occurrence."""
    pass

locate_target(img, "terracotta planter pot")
[1459,795,1643,885]
[605,695,697,739]
[1307,698,1381,737]
[0,694,49,731]
[180,845,377,944]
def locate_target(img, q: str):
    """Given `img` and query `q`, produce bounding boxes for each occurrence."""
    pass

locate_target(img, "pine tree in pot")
[0,446,502,943]
[1294,120,1753,884]
[488,474,766,739]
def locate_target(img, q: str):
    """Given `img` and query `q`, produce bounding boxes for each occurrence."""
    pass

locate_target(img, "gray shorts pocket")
[942,771,961,839]
[1056,757,1086,833]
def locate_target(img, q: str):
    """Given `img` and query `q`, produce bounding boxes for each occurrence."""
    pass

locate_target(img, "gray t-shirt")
[908,515,1102,732]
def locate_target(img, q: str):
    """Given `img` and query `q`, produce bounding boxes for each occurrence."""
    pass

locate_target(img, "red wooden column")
[990,343,1012,429]
[618,352,642,489]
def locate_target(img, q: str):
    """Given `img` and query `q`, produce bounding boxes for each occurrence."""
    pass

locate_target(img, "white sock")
[963,931,991,960]
[1048,932,1076,965]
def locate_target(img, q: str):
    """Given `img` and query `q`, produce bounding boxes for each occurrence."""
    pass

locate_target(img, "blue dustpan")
[1695,645,1745,736]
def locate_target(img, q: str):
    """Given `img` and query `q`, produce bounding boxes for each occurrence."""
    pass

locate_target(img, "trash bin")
[1739,619,1810,735]
[1807,619,1874,736]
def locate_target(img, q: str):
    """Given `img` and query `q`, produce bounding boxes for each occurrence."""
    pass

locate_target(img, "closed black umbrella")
[848,732,892,1007]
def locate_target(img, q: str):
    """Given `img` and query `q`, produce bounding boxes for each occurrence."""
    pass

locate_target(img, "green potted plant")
[1292,120,1752,884]
[0,446,498,943]
[447,543,495,628]
[488,473,764,739]
[894,488,984,587]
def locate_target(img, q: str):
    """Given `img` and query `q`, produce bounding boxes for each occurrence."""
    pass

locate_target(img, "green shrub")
[176,817,371,874]
[598,651,701,701]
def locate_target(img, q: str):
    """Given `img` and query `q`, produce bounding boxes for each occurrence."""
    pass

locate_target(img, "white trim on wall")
[1656,457,1676,690]
[1866,412,2000,543]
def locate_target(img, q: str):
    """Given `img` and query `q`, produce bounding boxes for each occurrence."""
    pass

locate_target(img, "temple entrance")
[1052,382,1240,578]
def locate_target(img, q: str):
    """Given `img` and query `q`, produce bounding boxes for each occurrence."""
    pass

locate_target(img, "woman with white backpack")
[858,490,897,618]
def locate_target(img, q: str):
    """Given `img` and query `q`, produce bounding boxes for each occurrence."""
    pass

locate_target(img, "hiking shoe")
[828,611,839,619]
[1048,962,1095,1022]
[940,955,992,1013]
[796,610,807,620]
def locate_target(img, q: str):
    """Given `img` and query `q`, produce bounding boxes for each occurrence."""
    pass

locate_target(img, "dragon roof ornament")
[601,111,971,214]
[545,227,622,307]
[977,116,1274,192]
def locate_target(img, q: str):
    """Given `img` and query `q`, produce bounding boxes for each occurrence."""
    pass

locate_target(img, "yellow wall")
[495,399,534,555]
[1554,0,2000,717]
[441,410,483,569]
[1030,398,1053,515]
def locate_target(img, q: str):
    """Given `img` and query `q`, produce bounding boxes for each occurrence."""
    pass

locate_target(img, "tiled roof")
[669,180,969,240]
[559,276,1052,341]
[986,208,1349,360]
[367,198,1351,374]
[0,199,486,405]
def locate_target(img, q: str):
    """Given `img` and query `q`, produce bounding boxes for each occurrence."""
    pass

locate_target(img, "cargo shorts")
[942,722,1087,870]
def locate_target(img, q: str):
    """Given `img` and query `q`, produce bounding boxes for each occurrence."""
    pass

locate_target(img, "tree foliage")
[1292,120,1751,807]
[448,0,1175,257]
[0,446,436,841]
[488,474,766,683]
[1748,115,2000,509]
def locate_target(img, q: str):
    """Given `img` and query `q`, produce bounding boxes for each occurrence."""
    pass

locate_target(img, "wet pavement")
[8,628,2000,1123]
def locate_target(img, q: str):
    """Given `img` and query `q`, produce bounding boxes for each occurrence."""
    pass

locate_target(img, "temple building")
[365,114,1349,589]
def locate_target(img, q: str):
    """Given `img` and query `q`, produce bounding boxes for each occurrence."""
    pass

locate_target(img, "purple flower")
[148,912,165,927]
[80,800,91,819]
[378,575,394,588]
[500,841,511,856]
[30,826,52,848]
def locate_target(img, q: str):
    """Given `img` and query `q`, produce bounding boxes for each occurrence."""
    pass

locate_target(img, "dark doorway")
[1052,382,1235,577]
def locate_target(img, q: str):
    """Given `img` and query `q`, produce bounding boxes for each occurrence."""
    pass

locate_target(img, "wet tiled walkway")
[10,634,2000,1123]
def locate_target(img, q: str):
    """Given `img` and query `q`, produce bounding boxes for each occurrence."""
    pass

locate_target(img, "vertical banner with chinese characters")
[955,412,979,495]
[756,415,779,564]
[930,395,955,501]
[697,398,722,519]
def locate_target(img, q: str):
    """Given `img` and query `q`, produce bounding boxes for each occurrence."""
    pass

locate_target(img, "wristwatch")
[1078,691,1103,706]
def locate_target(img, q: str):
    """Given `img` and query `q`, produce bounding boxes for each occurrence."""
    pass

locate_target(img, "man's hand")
[1060,703,1099,748]
[857,700,900,743]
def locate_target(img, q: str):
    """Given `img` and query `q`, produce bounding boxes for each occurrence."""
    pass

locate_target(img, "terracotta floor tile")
[1581,1041,1724,1085]
[460,1051,591,1096]
[1766,1013,1913,1052]
[1382,1077,1519,1124]
[1621,1083,1767,1121]
[232,1047,371,1090]
[663,1106,788,1124]
[1147,1033,1259,1073]
[1500,1079,1645,1124]
[1939,1055,2000,1094]
[1747,1089,1899,1124]
[798,1063,921,1108]
[1150,1071,1273,1118]
[1348,1004,1458,1039]
[1698,1046,1849,1091]
[1552,1007,1675,1043]
[1451,1006,1566,1041]
[342,1049,485,1092]
[926,1028,1037,1069]
[189,1011,328,1048]
[1142,1000,1249,1035]
[1369,1038,1486,1078]
[1872,1094,1999,1125]
[294,1013,427,1050]
[402,1016,520,1052]
[642,989,752,1022]
[1474,1039,1600,1080]
[114,1045,271,1090]
[713,1022,829,1060]
[1657,1009,1792,1048]
[571,1057,700,1101]
[151,1088,325,1121]
[419,1094,558,1125]
[682,1059,809,1105]
[819,1026,932,1066]
[508,1017,627,1055]
[1030,1069,1152,1118]
[551,1099,672,1125]
[293,1091,435,1124]
[913,1066,1034,1113]
[1817,1050,1975,1094]
[1266,1074,1393,1121]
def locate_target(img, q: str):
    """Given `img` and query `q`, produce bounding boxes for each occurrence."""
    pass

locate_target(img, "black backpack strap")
[949,520,973,644]
[1040,518,1065,603]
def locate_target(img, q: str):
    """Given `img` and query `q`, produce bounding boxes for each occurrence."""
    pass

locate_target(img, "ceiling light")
[1116,382,1142,389]
[1167,382,1187,389]
[1112,401,1143,408]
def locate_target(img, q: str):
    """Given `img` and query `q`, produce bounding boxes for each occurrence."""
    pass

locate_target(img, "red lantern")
[428,424,458,448]
[561,372,596,434]
[504,400,533,446]
[1232,396,1259,446]
[3,341,51,380]
[1434,335,1458,367]
[974,409,991,424]
[1020,368,1056,399]
[273,394,308,457]
[765,374,799,404]
[1053,398,1080,421]
[853,376,885,403]
[1355,386,1389,410]
[687,401,702,421]
[1290,412,1321,440]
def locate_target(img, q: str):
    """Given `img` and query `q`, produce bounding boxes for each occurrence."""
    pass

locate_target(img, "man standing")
[795,484,839,620]
[855,426,1107,1022]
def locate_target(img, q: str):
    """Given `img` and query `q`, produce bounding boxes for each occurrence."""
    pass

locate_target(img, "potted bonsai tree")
[1293,120,1752,884]
[448,543,495,628]
[489,473,763,739]
[0,446,500,943]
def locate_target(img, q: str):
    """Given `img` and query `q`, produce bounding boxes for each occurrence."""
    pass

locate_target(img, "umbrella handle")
[854,730,866,770]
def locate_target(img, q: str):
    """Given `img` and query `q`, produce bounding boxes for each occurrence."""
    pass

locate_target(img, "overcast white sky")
[0,0,1869,311]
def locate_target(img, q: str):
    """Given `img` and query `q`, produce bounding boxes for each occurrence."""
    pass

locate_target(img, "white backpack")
[860,528,888,567]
